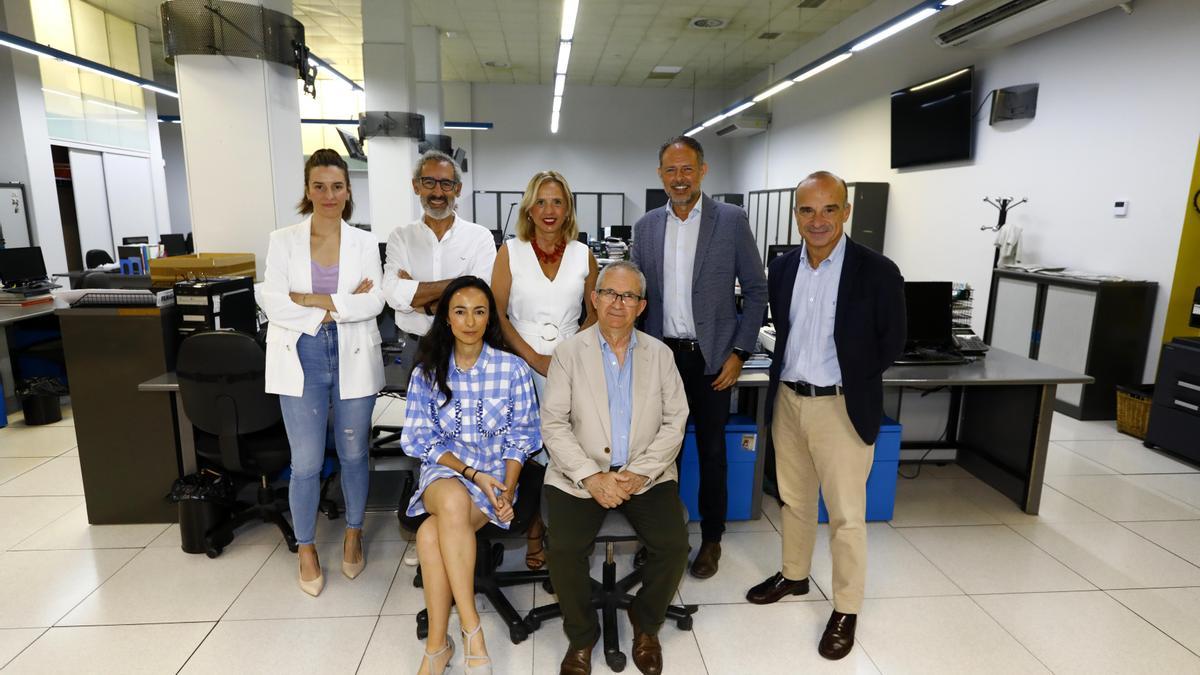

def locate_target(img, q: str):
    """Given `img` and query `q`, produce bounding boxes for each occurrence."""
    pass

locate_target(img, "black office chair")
[399,462,551,644]
[176,330,298,558]
[84,249,113,268]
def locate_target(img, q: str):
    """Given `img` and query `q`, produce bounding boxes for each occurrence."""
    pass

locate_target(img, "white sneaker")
[404,541,419,566]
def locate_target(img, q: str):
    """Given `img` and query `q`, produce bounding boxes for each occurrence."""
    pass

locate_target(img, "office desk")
[1,304,59,410]
[750,336,1091,514]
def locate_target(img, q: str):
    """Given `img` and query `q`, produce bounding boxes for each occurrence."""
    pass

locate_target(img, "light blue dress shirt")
[662,198,702,339]
[780,234,847,387]
[600,331,637,468]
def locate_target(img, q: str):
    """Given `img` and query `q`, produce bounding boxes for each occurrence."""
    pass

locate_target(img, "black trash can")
[169,472,234,555]
[20,394,62,426]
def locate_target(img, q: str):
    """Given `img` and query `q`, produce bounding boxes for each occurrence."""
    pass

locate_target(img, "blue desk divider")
[679,414,758,521]
[818,416,901,523]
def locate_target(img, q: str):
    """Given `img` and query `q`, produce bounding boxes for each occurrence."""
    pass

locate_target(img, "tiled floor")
[1,404,1200,673]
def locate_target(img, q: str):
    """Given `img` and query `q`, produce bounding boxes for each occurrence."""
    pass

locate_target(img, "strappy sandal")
[461,621,492,674]
[525,533,546,570]
[419,636,454,675]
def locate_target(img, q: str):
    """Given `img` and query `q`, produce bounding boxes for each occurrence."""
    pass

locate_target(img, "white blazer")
[258,217,385,399]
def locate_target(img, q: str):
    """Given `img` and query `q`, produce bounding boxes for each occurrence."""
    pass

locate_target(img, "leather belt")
[663,337,701,352]
[783,380,843,397]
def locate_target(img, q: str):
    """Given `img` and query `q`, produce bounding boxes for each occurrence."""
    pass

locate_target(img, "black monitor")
[0,246,48,286]
[766,244,799,265]
[904,281,954,347]
[122,236,149,245]
[337,128,367,162]
[606,225,632,240]
[891,66,974,169]
[160,233,187,256]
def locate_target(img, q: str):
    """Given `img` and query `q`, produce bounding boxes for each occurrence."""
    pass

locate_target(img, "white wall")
[727,0,1200,381]
[470,82,736,233]
[159,120,192,234]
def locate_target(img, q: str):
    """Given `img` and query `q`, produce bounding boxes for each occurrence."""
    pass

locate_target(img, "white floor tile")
[1125,474,1200,511]
[313,510,406,544]
[0,628,44,669]
[899,525,1092,594]
[531,605,707,675]
[1011,521,1200,589]
[147,519,285,550]
[1109,587,1200,658]
[224,540,404,620]
[0,426,78,458]
[0,458,49,486]
[946,480,1107,525]
[1049,414,1124,442]
[692,601,878,674]
[976,591,1200,674]
[0,496,83,552]
[1043,443,1118,476]
[1123,520,1200,566]
[370,396,393,424]
[11,505,169,551]
[360,612,534,675]
[180,616,376,674]
[678,530,826,605]
[374,398,408,428]
[380,540,537,617]
[58,544,276,625]
[0,548,136,628]
[4,622,214,675]
[810,523,961,599]
[905,462,973,479]
[1044,475,1200,521]
[1056,438,1199,474]
[686,514,776,534]
[0,456,83,497]
[889,477,1001,527]
[857,595,1048,674]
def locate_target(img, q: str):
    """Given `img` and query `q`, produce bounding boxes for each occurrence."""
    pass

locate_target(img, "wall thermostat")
[1113,200,1129,217]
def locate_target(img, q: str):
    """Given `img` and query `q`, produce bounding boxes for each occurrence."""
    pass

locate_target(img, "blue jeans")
[279,323,374,545]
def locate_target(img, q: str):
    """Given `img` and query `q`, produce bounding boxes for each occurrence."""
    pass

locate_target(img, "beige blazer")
[541,325,688,500]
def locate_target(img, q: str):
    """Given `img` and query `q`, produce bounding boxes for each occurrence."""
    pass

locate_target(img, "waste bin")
[168,471,234,554]
[16,378,64,426]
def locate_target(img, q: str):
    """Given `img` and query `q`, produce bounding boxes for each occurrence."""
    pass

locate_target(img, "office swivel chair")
[84,249,113,268]
[176,330,298,558]
[398,463,551,644]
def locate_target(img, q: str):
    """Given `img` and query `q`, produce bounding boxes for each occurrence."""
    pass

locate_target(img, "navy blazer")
[766,236,906,445]
[631,195,768,375]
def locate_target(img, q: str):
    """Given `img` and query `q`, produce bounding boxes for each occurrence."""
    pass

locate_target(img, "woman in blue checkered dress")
[401,275,539,675]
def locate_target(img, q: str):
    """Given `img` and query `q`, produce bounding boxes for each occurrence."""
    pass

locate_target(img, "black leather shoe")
[634,545,647,568]
[746,572,810,604]
[818,611,857,660]
[689,541,721,579]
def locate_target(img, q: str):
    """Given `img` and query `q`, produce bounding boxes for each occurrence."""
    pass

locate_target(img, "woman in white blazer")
[259,149,384,596]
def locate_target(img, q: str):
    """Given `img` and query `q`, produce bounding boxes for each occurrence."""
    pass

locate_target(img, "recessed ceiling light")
[483,60,511,69]
[652,66,683,74]
[444,31,460,39]
[688,17,727,30]
[758,32,782,40]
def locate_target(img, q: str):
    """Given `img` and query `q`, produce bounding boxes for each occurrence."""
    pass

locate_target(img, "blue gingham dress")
[401,344,541,528]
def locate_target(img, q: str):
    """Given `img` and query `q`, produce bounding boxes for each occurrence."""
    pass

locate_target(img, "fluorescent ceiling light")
[554,74,566,96]
[443,121,493,130]
[141,82,179,98]
[0,35,48,58]
[42,87,80,101]
[684,124,705,137]
[850,8,938,52]
[725,100,757,117]
[910,67,970,92]
[940,0,966,5]
[553,95,563,113]
[86,99,140,114]
[551,109,561,134]
[561,0,580,41]
[753,79,795,103]
[2,29,179,97]
[556,40,572,75]
[793,52,852,83]
[702,112,728,127]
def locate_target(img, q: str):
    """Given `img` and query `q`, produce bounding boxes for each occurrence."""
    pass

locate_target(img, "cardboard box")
[149,253,255,288]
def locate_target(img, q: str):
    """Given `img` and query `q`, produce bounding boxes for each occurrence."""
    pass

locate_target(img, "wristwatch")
[732,348,751,362]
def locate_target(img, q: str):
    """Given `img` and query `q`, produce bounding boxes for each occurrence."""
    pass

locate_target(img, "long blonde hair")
[516,170,579,242]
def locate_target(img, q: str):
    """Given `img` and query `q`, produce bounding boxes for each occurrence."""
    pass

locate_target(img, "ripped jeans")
[279,323,374,545]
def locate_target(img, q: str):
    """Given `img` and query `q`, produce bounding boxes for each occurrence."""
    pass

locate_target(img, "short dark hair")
[796,171,849,206]
[297,149,354,221]
[658,136,705,166]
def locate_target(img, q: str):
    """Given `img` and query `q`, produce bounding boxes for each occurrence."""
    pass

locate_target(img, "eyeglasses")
[417,177,459,191]
[596,288,642,305]
[660,166,698,177]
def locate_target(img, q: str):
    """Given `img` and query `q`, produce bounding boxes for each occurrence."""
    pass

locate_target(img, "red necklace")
[531,237,567,265]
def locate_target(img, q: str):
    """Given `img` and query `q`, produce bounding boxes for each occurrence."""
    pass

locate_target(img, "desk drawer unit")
[680,415,758,521]
[1146,339,1200,466]
[818,417,902,523]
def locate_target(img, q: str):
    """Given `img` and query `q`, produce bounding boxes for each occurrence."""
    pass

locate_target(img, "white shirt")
[382,215,497,336]
[662,197,702,339]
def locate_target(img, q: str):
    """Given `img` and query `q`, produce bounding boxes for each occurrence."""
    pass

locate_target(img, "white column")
[363,0,418,242]
[412,25,443,133]
[136,24,170,237]
[173,0,303,275]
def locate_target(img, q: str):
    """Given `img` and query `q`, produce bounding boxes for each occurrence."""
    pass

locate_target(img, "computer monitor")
[766,244,799,265]
[337,128,367,162]
[577,232,589,243]
[122,236,149,245]
[0,246,48,286]
[160,233,187,256]
[903,281,954,347]
[606,225,631,240]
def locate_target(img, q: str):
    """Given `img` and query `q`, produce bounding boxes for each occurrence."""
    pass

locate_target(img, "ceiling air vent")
[689,17,727,29]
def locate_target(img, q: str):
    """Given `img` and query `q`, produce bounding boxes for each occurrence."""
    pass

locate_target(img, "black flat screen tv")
[890,66,974,169]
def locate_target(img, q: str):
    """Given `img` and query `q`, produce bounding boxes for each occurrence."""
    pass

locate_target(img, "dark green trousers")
[544,481,690,649]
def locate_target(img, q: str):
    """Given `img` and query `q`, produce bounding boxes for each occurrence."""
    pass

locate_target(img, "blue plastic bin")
[679,414,758,521]
[817,416,901,523]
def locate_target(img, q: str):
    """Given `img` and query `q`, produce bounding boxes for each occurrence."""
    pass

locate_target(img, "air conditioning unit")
[713,113,770,137]
[933,0,1123,49]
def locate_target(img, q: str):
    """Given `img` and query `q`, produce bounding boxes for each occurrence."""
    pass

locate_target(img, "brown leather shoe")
[559,636,597,675]
[627,607,663,675]
[818,610,857,660]
[689,541,721,579]
[746,571,810,604]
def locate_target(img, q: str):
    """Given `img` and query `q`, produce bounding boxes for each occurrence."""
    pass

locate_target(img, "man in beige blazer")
[542,261,690,675]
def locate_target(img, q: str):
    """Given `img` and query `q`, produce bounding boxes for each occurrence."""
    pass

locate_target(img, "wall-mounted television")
[890,66,974,169]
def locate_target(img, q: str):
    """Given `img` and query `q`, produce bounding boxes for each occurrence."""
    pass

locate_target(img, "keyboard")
[955,334,990,355]
[894,347,967,366]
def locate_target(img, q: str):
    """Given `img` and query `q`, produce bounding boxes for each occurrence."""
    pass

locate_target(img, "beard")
[669,184,700,206]
[421,194,456,220]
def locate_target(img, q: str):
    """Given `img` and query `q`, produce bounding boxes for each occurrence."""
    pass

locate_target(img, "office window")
[298,80,365,167]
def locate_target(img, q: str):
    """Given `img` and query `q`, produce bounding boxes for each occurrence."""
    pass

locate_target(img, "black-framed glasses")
[596,288,642,305]
[418,177,459,191]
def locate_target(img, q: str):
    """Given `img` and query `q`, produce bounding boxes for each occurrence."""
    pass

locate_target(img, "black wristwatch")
[732,348,751,362]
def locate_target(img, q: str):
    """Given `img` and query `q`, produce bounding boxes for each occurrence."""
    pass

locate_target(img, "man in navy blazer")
[631,136,768,579]
[746,171,905,661]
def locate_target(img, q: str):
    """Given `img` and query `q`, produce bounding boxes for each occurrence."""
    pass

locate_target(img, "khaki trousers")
[772,388,874,613]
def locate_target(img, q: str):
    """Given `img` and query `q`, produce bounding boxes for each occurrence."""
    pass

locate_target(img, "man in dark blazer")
[746,171,905,661]
[631,136,768,579]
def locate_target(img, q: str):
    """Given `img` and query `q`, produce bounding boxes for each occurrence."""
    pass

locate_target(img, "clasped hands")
[582,470,648,509]
[471,469,515,524]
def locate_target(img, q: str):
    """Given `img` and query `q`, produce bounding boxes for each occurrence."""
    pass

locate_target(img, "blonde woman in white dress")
[492,170,597,569]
